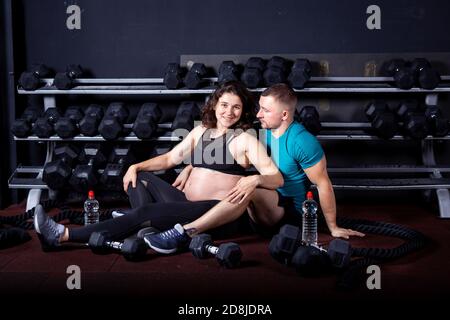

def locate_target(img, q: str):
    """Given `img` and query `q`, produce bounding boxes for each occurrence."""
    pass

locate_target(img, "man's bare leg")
[247,189,285,227]
[183,188,285,236]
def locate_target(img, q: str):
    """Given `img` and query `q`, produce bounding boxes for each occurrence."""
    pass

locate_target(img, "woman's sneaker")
[111,209,131,219]
[33,204,65,251]
[143,224,190,254]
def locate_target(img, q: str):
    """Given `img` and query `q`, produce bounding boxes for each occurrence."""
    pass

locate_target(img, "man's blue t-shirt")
[265,121,324,214]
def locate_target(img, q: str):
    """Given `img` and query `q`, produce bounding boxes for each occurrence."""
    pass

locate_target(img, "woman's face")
[214,92,243,129]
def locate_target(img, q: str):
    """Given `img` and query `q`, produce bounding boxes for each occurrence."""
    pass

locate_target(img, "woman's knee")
[136,171,156,182]
[127,182,142,196]
[127,172,155,195]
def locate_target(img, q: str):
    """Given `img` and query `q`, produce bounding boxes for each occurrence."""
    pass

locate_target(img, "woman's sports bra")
[190,129,246,175]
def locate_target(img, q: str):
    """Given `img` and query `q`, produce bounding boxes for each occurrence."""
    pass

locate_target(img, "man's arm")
[304,156,364,239]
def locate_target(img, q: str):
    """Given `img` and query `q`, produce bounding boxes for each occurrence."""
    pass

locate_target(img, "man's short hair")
[261,83,297,112]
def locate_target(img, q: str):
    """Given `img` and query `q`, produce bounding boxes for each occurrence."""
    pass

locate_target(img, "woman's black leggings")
[69,172,225,243]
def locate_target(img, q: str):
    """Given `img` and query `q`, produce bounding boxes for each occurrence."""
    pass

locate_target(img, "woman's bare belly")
[183,167,243,201]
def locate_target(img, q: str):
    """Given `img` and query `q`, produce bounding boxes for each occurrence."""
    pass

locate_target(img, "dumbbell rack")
[9,76,450,217]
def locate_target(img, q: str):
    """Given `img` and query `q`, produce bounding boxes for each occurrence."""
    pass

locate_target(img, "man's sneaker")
[144,223,190,254]
[33,204,65,251]
[112,209,132,219]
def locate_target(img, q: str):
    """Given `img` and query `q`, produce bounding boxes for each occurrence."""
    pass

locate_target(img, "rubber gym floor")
[1,195,450,308]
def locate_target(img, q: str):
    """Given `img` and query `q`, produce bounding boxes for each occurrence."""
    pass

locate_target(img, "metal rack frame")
[10,77,450,217]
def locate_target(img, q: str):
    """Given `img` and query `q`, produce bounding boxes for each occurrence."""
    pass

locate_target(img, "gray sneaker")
[112,209,131,219]
[33,204,65,251]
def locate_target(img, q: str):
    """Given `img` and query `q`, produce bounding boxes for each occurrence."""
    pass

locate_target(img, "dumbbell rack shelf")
[10,165,450,190]
[12,135,181,142]
[17,75,450,94]
[11,76,450,217]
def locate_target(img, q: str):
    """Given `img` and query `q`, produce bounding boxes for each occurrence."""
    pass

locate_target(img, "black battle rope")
[0,200,114,230]
[334,216,427,289]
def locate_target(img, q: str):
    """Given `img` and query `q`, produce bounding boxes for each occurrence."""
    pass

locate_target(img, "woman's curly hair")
[201,81,257,130]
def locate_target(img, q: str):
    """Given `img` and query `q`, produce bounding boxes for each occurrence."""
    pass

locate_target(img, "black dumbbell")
[288,59,312,89]
[184,63,207,89]
[100,145,136,191]
[263,56,289,86]
[79,104,104,137]
[11,107,42,138]
[69,144,107,192]
[89,231,147,261]
[395,100,429,139]
[268,224,302,265]
[54,106,84,138]
[326,238,352,269]
[132,103,162,139]
[270,224,352,275]
[171,101,200,132]
[411,58,441,90]
[98,102,129,140]
[18,64,52,91]
[32,108,62,138]
[42,144,79,190]
[218,61,240,85]
[241,57,265,88]
[189,234,242,268]
[53,64,83,90]
[164,63,186,89]
[291,245,331,276]
[291,239,351,276]
[423,105,449,137]
[365,101,397,139]
[296,106,321,135]
[386,59,415,90]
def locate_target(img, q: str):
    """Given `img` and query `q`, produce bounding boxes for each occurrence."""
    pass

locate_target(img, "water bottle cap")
[306,191,313,200]
[88,190,95,199]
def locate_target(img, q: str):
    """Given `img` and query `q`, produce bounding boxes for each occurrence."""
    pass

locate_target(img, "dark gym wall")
[5,0,450,207]
[18,0,450,77]
[1,0,17,209]
[0,0,6,208]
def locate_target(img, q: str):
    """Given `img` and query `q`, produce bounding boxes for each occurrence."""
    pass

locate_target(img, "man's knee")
[249,200,285,226]
[241,190,255,206]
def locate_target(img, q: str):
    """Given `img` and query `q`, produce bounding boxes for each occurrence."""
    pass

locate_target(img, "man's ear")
[282,110,288,120]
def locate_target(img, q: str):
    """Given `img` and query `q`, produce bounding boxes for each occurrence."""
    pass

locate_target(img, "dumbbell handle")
[205,244,219,256]
[105,240,123,250]
[85,158,95,166]
[309,243,327,252]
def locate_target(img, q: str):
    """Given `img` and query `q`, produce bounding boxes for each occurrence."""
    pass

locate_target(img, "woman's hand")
[172,165,193,191]
[123,165,138,192]
[226,175,260,204]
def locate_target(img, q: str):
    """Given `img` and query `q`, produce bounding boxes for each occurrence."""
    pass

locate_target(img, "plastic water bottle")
[302,191,318,246]
[84,190,99,225]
